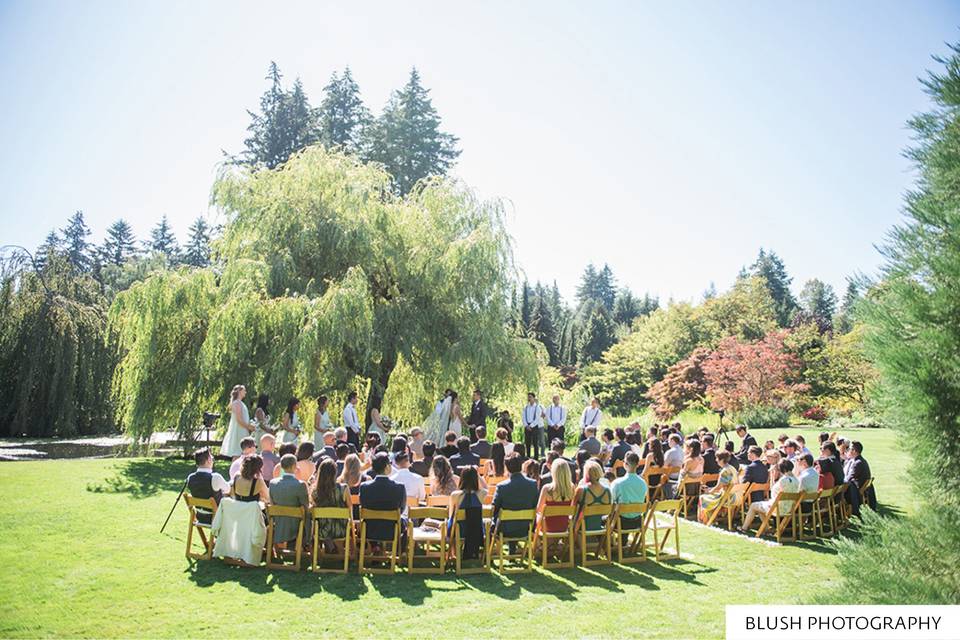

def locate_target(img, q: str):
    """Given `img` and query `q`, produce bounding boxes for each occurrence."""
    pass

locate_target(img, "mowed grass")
[0,426,906,639]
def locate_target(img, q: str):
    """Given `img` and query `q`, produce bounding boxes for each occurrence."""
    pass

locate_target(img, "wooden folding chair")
[452,510,490,574]
[487,509,536,573]
[534,504,576,569]
[702,482,739,529]
[642,466,667,502]
[407,507,447,574]
[577,503,614,566]
[427,494,451,508]
[310,506,353,574]
[611,459,625,477]
[659,466,681,500]
[816,487,837,537]
[833,482,850,528]
[798,490,822,540]
[755,492,802,543]
[611,503,648,563]
[407,496,422,509]
[358,508,402,574]
[644,499,681,561]
[858,477,875,511]
[700,472,720,489]
[677,478,703,519]
[746,481,770,505]
[183,494,218,560]
[265,505,305,572]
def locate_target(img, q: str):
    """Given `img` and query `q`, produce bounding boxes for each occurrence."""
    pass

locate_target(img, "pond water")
[0,432,179,461]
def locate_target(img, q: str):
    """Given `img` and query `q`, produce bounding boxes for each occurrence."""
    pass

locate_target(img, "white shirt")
[390,467,425,515]
[196,467,231,494]
[663,445,684,479]
[546,404,567,427]
[580,406,602,429]
[798,466,820,494]
[522,403,543,427]
[343,403,360,433]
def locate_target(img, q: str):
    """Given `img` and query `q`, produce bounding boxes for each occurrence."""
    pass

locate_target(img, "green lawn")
[0,426,905,639]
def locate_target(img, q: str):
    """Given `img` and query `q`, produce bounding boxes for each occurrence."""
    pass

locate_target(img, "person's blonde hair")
[583,459,603,484]
[338,453,361,486]
[230,384,245,400]
[548,458,574,502]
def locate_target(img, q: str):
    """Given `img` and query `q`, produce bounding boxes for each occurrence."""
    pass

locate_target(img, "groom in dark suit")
[467,389,488,444]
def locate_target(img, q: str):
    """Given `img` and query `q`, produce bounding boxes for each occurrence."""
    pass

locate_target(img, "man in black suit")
[470,425,492,459]
[411,441,435,478]
[741,445,769,503]
[844,440,875,515]
[359,453,406,544]
[492,453,539,542]
[467,389,488,444]
[701,433,720,475]
[734,425,757,463]
[439,431,459,458]
[608,428,632,476]
[449,436,480,474]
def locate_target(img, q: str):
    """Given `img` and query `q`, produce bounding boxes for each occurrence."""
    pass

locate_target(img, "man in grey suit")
[491,453,539,541]
[268,454,310,549]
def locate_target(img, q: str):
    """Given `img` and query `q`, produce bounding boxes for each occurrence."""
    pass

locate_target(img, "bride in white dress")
[423,393,453,444]
[221,384,255,457]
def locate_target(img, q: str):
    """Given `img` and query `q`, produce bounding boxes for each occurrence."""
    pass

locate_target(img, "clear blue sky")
[1,1,957,303]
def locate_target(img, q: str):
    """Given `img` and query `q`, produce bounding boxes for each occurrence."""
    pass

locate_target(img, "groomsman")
[521,392,545,459]
[579,396,603,441]
[467,389,488,443]
[343,391,361,449]
[545,395,567,447]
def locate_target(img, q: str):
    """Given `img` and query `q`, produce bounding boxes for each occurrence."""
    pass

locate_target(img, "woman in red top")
[537,458,575,533]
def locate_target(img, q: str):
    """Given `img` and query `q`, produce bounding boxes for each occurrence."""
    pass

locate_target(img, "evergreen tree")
[182,216,212,267]
[612,289,641,326]
[834,279,861,334]
[520,280,532,331]
[317,67,370,154]
[576,303,615,364]
[60,211,92,272]
[596,264,617,310]
[575,264,599,307]
[363,68,460,195]
[798,278,838,332]
[528,284,559,365]
[99,219,137,266]
[35,230,61,271]
[148,215,179,262]
[638,293,660,316]
[744,249,798,326]
[703,281,717,301]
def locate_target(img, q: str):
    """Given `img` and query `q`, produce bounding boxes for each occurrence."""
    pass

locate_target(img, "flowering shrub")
[802,406,828,422]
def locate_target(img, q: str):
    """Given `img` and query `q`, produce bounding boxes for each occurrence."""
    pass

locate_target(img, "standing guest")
[312,395,332,449]
[187,447,230,525]
[439,431,460,458]
[447,466,487,559]
[734,425,757,463]
[579,397,603,441]
[610,452,648,533]
[408,427,426,460]
[470,425,492,459]
[740,459,799,532]
[252,394,273,445]
[367,401,389,442]
[484,442,508,481]
[359,453,406,545]
[268,454,310,552]
[579,425,602,456]
[430,455,459,497]
[491,453,539,541]
[545,395,568,448]
[467,389,488,444]
[295,442,316,483]
[573,460,611,532]
[496,411,515,443]
[701,433,720,475]
[259,434,279,480]
[495,427,515,455]
[342,391,362,450]
[742,446,770,503]
[449,437,480,474]
[844,441,875,515]
[521,392,545,460]
[536,458,576,535]
[312,458,351,554]
[390,452,425,514]
[222,384,256,458]
[411,441,436,478]
[229,437,257,480]
[230,454,270,504]
[279,397,302,445]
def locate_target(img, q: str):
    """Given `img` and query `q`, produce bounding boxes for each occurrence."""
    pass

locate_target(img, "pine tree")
[798,278,838,332]
[612,289,641,326]
[528,283,560,364]
[317,67,370,154]
[363,68,460,195]
[148,215,179,262]
[520,280,532,331]
[240,63,319,169]
[99,219,137,266]
[833,279,861,334]
[182,216,212,267]
[575,264,599,307]
[35,230,61,271]
[745,249,798,327]
[60,211,92,272]
[576,303,615,364]
[596,264,617,310]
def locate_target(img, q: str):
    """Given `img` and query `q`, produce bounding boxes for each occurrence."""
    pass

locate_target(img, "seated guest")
[495,427,515,455]
[447,466,487,559]
[187,447,230,524]
[496,411,515,443]
[573,460,611,532]
[642,438,665,491]
[229,437,257,479]
[734,425,757,463]
[359,452,406,544]
[492,453,539,540]
[230,454,270,504]
[698,450,737,523]
[742,445,770,503]
[362,445,389,481]
[610,452,648,535]
[818,441,844,488]
[338,453,363,518]
[600,428,616,462]
[389,436,408,464]
[670,439,703,499]
[449,436,480,474]
[295,442,316,483]
[311,431,337,464]
[578,425,602,456]
[335,443,350,476]
[763,440,776,452]
[334,427,358,455]
[724,440,740,470]
[539,451,559,486]
[797,453,819,494]
[663,434,684,493]
[470,425,493,459]
[259,434,279,480]
[795,434,811,457]
[818,432,831,448]
[411,441,436,477]
[550,438,578,479]
[430,455,459,497]
[485,442,508,482]
[439,431,459,458]
[268,453,310,551]
[536,458,575,535]
[739,460,799,533]
[574,449,591,484]
[390,451,425,514]
[513,443,528,464]
[408,427,425,460]
[844,440,875,515]
[522,458,541,483]
[272,443,297,478]
[783,439,800,461]
[608,428,632,474]
[701,433,719,475]
[777,433,789,449]
[312,458,351,554]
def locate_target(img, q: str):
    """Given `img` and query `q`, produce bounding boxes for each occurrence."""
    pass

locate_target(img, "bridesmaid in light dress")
[222,384,256,458]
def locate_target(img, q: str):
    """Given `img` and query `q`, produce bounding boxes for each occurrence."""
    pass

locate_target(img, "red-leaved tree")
[702,330,809,414]
[647,347,710,419]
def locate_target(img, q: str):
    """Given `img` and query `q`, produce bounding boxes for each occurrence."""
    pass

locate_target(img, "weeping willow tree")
[0,252,114,437]
[110,147,538,439]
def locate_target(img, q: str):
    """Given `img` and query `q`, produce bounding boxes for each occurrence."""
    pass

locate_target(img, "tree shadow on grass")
[87,458,188,498]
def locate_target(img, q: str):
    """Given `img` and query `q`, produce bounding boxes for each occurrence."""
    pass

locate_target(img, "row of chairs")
[183,495,685,574]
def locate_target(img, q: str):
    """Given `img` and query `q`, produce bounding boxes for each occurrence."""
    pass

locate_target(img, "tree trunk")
[364,347,398,431]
